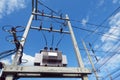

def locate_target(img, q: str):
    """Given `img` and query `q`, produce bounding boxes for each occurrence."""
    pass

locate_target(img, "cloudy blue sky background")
[0,0,120,80]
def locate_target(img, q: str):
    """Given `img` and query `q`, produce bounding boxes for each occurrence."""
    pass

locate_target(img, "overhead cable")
[72,26,120,41]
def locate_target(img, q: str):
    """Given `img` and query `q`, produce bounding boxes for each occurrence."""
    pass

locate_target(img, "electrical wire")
[83,6,120,41]
[38,0,58,15]
[96,41,120,64]
[112,72,120,80]
[96,42,120,71]
[36,0,120,33]
[79,48,119,54]
[56,34,65,47]
[37,0,118,30]
[0,49,16,59]
[51,32,54,47]
[41,31,48,47]
[72,26,120,41]
[91,25,120,56]
[102,67,120,80]
[88,6,120,49]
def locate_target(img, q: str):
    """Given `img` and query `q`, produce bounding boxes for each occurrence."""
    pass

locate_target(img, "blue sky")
[0,0,120,80]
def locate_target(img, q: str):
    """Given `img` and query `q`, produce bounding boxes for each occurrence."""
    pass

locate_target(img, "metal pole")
[65,14,84,68]
[66,15,88,80]
[32,0,34,11]
[82,40,99,80]
[12,9,35,65]
[21,8,35,46]
[82,75,88,80]
[35,0,38,20]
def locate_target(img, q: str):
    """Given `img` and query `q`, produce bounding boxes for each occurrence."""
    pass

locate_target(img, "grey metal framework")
[1,0,91,80]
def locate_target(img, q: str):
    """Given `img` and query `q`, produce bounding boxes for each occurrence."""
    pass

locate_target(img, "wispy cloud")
[104,54,120,69]
[112,0,120,4]
[0,53,34,66]
[81,16,89,26]
[0,0,26,19]
[96,12,120,78]
[101,12,120,48]
[88,12,120,79]
[98,0,105,6]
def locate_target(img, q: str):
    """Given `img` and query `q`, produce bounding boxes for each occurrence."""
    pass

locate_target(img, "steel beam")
[3,66,91,73]
[32,12,68,20]
[66,15,84,68]
[30,26,70,34]
[2,66,91,78]
[82,40,99,80]
[21,8,35,47]
[12,9,35,66]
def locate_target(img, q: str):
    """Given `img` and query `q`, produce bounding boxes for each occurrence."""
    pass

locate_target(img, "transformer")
[34,48,67,67]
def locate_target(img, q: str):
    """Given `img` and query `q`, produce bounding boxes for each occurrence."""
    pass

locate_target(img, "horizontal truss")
[31,26,70,34]
[2,66,91,78]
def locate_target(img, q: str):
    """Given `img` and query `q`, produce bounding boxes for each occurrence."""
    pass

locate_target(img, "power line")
[38,0,58,15]
[41,31,48,47]
[70,19,110,29]
[72,26,120,41]
[36,0,120,31]
[103,67,120,80]
[51,33,54,47]
[96,42,120,70]
[56,34,65,47]
[113,73,120,79]
[91,25,120,54]
[0,49,16,59]
[83,6,120,41]
[112,72,120,80]
[89,6,120,45]
[79,48,119,54]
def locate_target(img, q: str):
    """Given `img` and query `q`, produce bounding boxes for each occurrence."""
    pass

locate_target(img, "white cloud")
[0,59,11,65]
[112,0,120,4]
[81,16,89,26]
[91,12,120,78]
[1,53,35,66]
[100,11,120,52]
[12,53,35,66]
[101,42,114,51]
[0,0,26,18]
[101,12,120,43]
[98,0,105,6]
[104,54,120,69]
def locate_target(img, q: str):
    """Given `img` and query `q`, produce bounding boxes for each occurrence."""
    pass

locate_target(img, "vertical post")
[12,9,35,65]
[65,14,84,68]
[35,0,38,20]
[32,0,34,11]
[82,40,99,80]
[82,75,88,80]
[5,75,14,80]
[66,15,88,80]
[21,8,35,46]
